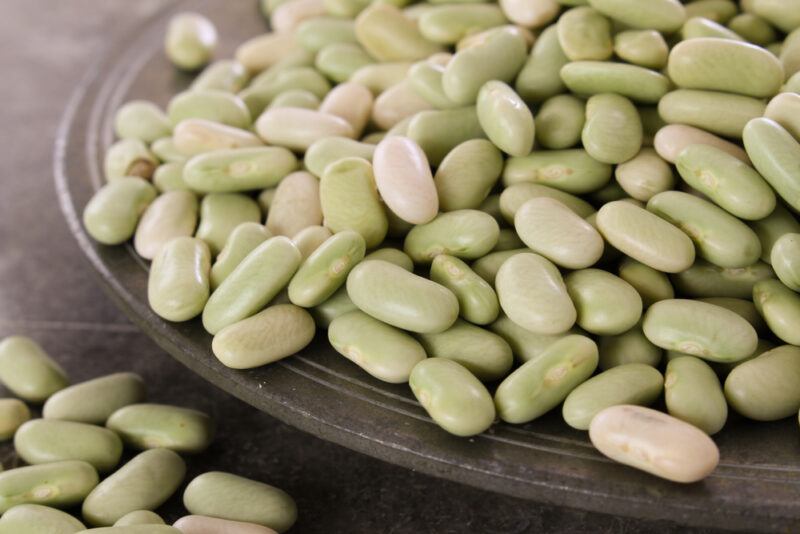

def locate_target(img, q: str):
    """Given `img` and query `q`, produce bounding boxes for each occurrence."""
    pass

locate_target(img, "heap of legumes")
[79,0,800,484]
[0,335,295,532]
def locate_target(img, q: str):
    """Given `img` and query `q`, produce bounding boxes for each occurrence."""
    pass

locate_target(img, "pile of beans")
[0,336,295,533]
[80,0,800,484]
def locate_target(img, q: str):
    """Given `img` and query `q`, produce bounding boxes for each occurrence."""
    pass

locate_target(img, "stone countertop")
[0,1,721,531]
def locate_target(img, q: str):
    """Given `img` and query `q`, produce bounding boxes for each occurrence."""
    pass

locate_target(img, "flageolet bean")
[407,54,460,110]
[560,61,670,104]
[291,225,332,260]
[164,12,217,71]
[499,0,559,27]
[727,13,777,45]
[430,254,499,325]
[84,177,157,245]
[698,297,766,335]
[765,93,800,143]
[114,510,165,526]
[235,32,301,74]
[503,149,612,194]
[319,157,388,248]
[153,162,189,192]
[419,4,507,45]
[471,248,528,285]
[743,118,800,213]
[173,119,262,157]
[563,363,663,430]
[665,356,727,435]
[173,515,279,534]
[753,279,800,345]
[752,0,800,33]
[202,237,302,335]
[296,17,357,52]
[685,0,737,23]
[14,420,123,473]
[210,223,272,290]
[749,203,800,263]
[151,138,185,164]
[315,42,376,83]
[133,190,198,260]
[442,27,527,106]
[318,82,373,138]
[725,345,800,421]
[409,358,495,436]
[192,60,250,93]
[372,80,434,130]
[588,0,685,32]
[106,404,214,454]
[495,335,598,423]
[82,449,186,527]
[268,89,320,110]
[672,259,776,299]
[354,3,441,61]
[183,472,296,533]
[0,461,98,513]
[434,139,502,211]
[288,231,365,307]
[647,191,762,269]
[418,320,512,382]
[515,197,603,269]
[43,373,145,425]
[642,299,758,362]
[347,260,459,333]
[596,200,695,273]
[311,286,357,328]
[556,7,612,61]
[167,90,251,130]
[406,106,486,166]
[148,237,211,322]
[598,323,662,370]
[0,337,68,403]
[658,89,765,139]
[615,148,674,202]
[476,81,534,157]
[496,253,576,335]
[212,304,316,369]
[114,101,171,144]
[675,144,775,221]
[270,0,327,33]
[582,93,642,164]
[328,311,426,383]
[771,234,800,291]
[589,405,719,483]
[77,526,180,533]
[304,137,375,178]
[0,399,29,440]
[265,171,322,237]
[500,183,595,223]
[195,193,261,255]
[515,25,568,102]
[349,62,412,94]
[255,108,354,152]
[0,503,86,533]
[489,315,579,364]
[404,210,499,263]
[373,136,438,224]
[565,269,643,336]
[242,67,330,117]
[534,94,585,150]
[617,258,674,307]
[612,30,669,69]
[668,38,784,98]
[654,124,750,165]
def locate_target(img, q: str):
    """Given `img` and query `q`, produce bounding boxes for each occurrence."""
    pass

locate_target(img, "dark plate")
[53,1,800,530]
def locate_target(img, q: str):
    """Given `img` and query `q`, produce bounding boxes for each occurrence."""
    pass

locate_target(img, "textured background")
[0,1,722,531]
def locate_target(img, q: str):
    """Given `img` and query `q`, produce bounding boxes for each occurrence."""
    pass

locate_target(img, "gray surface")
[0,1,733,531]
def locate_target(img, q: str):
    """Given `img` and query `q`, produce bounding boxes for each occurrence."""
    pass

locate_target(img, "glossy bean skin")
[771,233,800,291]
[560,61,669,104]
[106,404,214,454]
[148,237,211,322]
[642,299,758,363]
[114,510,165,526]
[103,139,158,181]
[83,177,157,246]
[562,363,663,430]
[43,373,145,425]
[725,345,800,421]
[373,136,439,224]
[588,0,685,32]
[614,148,674,202]
[0,399,29,441]
[173,515,278,534]
[647,191,762,269]
[565,269,643,336]
[582,93,642,165]
[173,119,262,157]
[0,337,68,403]
[765,92,800,142]
[589,405,719,483]
[134,190,198,260]
[496,253,576,335]
[598,323,662,370]
[191,60,250,93]
[750,203,800,264]
[14,420,123,473]
[418,320,512,382]
[753,279,800,345]
[672,259,775,299]
[404,210,500,263]
[557,7,613,62]
[430,255,499,325]
[515,25,568,103]
[434,139,503,211]
[164,12,217,71]
[500,183,595,222]
[665,356,727,434]
[329,311,426,383]
[255,108,354,152]
[195,193,261,256]
[183,472,297,533]
[596,200,695,273]
[212,304,316,369]
[535,95,585,150]
[471,248,529,286]
[617,258,674,307]
[167,90,250,129]
[202,237,302,335]
[0,461,98,513]
[613,30,668,69]
[184,147,297,193]
[489,315,580,364]
[495,335,598,424]
[114,101,171,144]
[210,223,272,290]
[654,123,750,164]
[82,449,186,527]
[409,358,495,436]
[658,89,765,139]
[743,118,800,213]
[346,260,459,334]
[476,81,534,157]
[77,525,179,533]
[354,4,442,61]
[503,149,612,194]
[407,107,486,166]
[0,504,86,534]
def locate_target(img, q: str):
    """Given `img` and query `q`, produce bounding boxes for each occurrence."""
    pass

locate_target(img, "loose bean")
[430,254,499,325]
[476,81,534,157]
[771,234,800,291]
[654,124,750,164]
[434,139,503,211]
[184,146,299,193]
[106,404,214,454]
[725,345,800,421]
[503,149,612,193]
[43,373,144,425]
[148,237,211,322]
[173,515,278,534]
[210,223,272,290]
[417,320,512,382]
[557,7,613,61]
[0,337,68,403]
[288,231,365,307]
[134,191,198,260]
[373,136,438,224]
[658,89,765,138]
[582,93,642,164]
[615,148,674,202]
[673,259,776,299]
[589,405,719,483]
[665,356,727,434]
[83,177,157,246]
[613,30,669,69]
[167,90,250,129]
[255,108,354,152]
[192,60,250,93]
[406,106,486,166]
[0,399,29,440]
[14,420,123,473]
[195,193,261,256]
[404,210,499,263]
[566,269,643,335]
[560,61,670,104]
[114,101,171,143]
[588,0,685,32]
[115,510,165,526]
[743,118,800,213]
[598,323,663,370]
[753,279,800,345]
[0,504,85,534]
[0,461,98,513]
[165,12,217,71]
[515,25,568,102]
